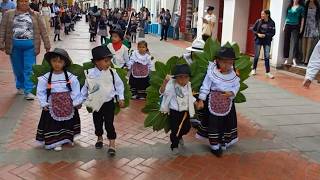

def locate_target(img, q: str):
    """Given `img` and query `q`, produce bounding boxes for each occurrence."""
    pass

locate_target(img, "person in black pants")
[82,45,125,155]
[160,9,171,41]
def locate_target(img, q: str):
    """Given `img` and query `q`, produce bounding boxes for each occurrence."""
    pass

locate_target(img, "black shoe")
[58,39,62,41]
[160,38,163,41]
[108,147,116,156]
[54,39,56,42]
[164,38,167,41]
[211,147,223,157]
[90,40,93,42]
[95,141,103,149]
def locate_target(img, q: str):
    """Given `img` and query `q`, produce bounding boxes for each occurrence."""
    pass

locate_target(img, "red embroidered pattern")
[132,62,149,78]
[51,92,73,119]
[209,91,232,115]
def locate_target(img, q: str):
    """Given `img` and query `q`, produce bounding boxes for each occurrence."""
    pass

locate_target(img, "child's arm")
[198,73,212,101]
[80,80,89,102]
[70,75,83,107]
[147,55,152,71]
[159,75,171,95]
[36,76,50,109]
[127,51,134,70]
[123,47,130,67]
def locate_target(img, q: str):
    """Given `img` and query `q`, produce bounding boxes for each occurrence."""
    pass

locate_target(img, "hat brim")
[91,54,113,61]
[44,52,72,66]
[186,46,204,52]
[217,56,238,60]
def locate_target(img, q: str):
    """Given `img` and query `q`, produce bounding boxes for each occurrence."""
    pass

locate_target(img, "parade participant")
[128,40,152,99]
[89,16,97,42]
[98,10,108,45]
[53,13,62,41]
[196,47,240,157]
[160,64,198,155]
[303,40,320,88]
[36,48,82,151]
[107,28,129,68]
[81,45,125,156]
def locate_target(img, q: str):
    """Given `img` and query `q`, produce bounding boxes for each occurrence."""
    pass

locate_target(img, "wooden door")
[217,0,224,42]
[245,0,264,56]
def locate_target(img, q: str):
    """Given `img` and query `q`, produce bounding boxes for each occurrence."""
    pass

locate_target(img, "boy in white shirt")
[160,64,198,155]
[82,45,125,156]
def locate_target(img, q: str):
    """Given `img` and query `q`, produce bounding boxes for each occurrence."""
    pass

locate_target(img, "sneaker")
[283,59,289,65]
[108,147,116,156]
[17,89,24,95]
[179,138,184,146]
[95,141,103,149]
[211,147,223,157]
[251,69,257,76]
[25,93,35,100]
[265,73,275,79]
[171,148,179,155]
[54,146,62,151]
[292,59,297,67]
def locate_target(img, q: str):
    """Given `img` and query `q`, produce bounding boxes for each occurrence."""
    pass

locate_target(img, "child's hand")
[222,91,234,97]
[196,100,204,110]
[75,104,82,109]
[119,100,125,108]
[43,106,49,111]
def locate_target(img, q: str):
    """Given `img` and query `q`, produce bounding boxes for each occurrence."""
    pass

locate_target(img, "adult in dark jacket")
[251,10,276,79]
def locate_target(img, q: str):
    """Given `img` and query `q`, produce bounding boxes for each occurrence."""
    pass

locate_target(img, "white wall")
[221,0,235,44]
[221,0,249,52]
[269,0,288,67]
[232,0,249,52]
[196,0,220,39]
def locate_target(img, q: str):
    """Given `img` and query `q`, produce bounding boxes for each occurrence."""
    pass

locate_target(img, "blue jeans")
[10,39,36,94]
[253,43,271,73]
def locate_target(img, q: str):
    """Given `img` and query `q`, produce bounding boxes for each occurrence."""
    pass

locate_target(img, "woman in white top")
[41,1,51,35]
[202,6,216,41]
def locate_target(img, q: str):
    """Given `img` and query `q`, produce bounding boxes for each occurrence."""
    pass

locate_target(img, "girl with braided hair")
[35,48,83,151]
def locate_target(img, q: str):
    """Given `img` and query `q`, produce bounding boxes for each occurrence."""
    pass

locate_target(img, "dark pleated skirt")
[196,103,238,148]
[129,74,150,95]
[36,109,81,149]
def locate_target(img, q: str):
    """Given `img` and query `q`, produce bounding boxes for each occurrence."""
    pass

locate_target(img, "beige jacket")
[0,9,51,55]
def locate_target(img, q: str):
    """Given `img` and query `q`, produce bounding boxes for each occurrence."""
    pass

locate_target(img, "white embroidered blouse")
[127,50,152,70]
[199,62,240,101]
[37,72,82,108]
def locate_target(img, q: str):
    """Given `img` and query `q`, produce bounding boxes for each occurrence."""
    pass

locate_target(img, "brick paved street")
[0,18,320,180]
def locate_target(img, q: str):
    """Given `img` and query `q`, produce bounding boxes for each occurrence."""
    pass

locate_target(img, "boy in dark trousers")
[81,45,125,156]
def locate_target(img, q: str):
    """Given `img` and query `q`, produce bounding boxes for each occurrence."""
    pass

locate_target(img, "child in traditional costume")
[196,47,240,157]
[81,45,125,156]
[107,28,129,68]
[128,40,152,100]
[160,64,197,155]
[36,48,82,151]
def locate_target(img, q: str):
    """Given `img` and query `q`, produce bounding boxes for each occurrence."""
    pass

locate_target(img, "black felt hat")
[91,45,113,61]
[45,48,72,67]
[173,64,191,77]
[217,47,238,60]
[109,27,124,40]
